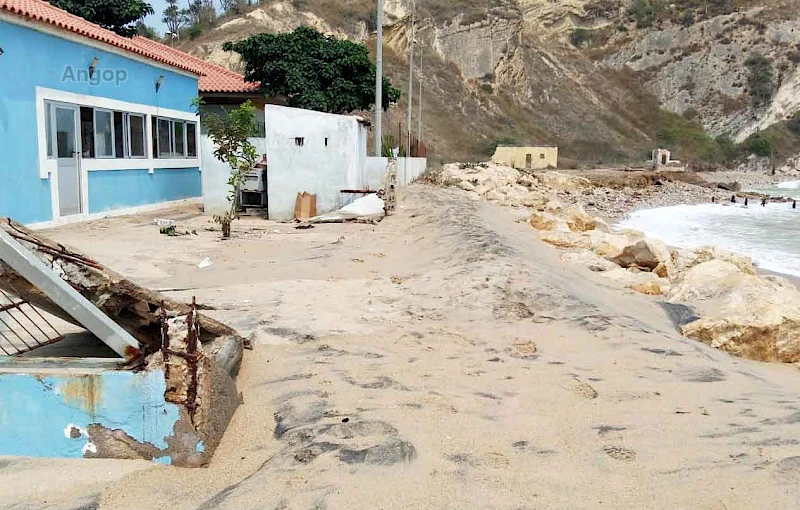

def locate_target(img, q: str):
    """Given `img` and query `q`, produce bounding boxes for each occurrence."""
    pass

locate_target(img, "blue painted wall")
[88,168,201,213]
[0,369,198,461]
[0,18,199,224]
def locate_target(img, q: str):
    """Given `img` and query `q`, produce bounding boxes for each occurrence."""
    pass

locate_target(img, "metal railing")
[0,289,63,356]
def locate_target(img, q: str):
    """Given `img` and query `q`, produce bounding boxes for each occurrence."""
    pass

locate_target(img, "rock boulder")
[612,238,672,271]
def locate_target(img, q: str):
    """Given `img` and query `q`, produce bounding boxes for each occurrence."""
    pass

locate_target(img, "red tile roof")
[0,0,205,75]
[131,37,261,94]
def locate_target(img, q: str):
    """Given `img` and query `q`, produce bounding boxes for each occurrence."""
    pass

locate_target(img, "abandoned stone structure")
[491,146,558,170]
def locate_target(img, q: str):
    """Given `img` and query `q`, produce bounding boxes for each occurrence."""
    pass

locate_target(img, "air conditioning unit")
[241,169,265,192]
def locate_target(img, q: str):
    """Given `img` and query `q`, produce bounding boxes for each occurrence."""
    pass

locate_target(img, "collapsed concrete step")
[0,218,246,466]
[0,218,245,374]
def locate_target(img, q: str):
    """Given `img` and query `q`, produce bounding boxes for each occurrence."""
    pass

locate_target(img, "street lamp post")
[374,0,384,157]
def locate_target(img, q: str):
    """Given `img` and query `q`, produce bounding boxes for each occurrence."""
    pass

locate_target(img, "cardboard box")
[294,192,317,220]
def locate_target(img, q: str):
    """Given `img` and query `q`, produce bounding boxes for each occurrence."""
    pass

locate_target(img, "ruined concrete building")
[0,218,245,467]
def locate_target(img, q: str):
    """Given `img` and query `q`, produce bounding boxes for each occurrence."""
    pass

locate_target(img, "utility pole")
[375,0,383,157]
[406,6,415,158]
[417,49,423,143]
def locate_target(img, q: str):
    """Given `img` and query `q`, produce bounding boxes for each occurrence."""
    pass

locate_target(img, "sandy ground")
[2,185,800,509]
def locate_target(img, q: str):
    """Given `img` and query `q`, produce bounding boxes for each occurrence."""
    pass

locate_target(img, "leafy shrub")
[480,83,494,94]
[788,113,800,135]
[628,0,660,28]
[745,53,774,107]
[570,28,592,47]
[745,132,774,157]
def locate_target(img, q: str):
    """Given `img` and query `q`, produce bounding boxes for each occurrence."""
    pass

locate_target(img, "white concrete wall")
[365,157,427,188]
[364,157,389,190]
[264,105,365,220]
[201,106,425,220]
[201,135,267,215]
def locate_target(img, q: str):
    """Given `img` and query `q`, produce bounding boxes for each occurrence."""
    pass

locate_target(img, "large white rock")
[588,231,630,259]
[672,246,756,278]
[561,250,621,272]
[565,204,597,232]
[539,231,591,249]
[668,259,746,303]
[530,212,570,232]
[675,269,800,363]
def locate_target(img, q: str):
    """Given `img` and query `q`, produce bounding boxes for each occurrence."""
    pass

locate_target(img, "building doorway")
[53,105,83,217]
[525,153,532,170]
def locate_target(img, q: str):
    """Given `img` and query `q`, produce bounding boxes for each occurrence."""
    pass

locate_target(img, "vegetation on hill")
[49,0,154,36]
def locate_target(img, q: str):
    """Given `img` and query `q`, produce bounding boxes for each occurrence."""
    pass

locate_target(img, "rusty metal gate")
[0,288,63,356]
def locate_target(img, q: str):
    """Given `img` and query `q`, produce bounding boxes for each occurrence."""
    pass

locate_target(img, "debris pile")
[440,162,554,208]
[0,218,245,465]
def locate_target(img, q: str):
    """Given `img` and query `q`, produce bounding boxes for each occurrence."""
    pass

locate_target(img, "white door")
[54,105,82,216]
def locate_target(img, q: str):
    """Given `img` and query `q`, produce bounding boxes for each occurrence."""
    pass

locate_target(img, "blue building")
[0,0,204,225]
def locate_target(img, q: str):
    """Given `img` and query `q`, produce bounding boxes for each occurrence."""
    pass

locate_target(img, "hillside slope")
[179,0,800,166]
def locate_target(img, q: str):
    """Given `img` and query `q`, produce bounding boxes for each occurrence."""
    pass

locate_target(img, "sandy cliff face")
[604,9,800,142]
[180,0,800,163]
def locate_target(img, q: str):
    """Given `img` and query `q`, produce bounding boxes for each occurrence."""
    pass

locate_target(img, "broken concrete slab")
[0,228,139,358]
[0,301,240,466]
[0,218,246,466]
[0,218,245,373]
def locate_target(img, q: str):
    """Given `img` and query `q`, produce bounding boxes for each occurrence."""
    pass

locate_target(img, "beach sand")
[1,185,800,509]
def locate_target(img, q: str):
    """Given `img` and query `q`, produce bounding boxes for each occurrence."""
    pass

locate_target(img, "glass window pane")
[45,103,53,158]
[186,123,197,158]
[94,110,113,157]
[80,107,95,158]
[54,107,76,158]
[158,118,171,158]
[152,116,158,158]
[114,112,125,158]
[173,121,185,157]
[129,115,145,157]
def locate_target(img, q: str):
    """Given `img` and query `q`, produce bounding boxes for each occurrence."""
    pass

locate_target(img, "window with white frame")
[152,117,198,159]
[43,102,163,160]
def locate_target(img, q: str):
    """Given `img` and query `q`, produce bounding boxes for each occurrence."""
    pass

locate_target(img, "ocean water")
[746,179,800,200]
[618,181,800,277]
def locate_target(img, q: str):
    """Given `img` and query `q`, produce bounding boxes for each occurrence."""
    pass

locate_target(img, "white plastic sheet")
[308,194,385,223]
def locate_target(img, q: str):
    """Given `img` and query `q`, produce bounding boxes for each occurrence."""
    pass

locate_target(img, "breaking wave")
[618,201,800,277]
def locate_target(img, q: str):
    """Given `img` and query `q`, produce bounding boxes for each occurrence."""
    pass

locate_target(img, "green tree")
[204,101,260,238]
[187,0,216,31]
[745,52,774,107]
[134,20,159,40]
[49,0,154,37]
[224,26,401,114]
[163,0,190,36]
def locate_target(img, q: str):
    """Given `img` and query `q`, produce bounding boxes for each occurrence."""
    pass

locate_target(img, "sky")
[143,0,175,35]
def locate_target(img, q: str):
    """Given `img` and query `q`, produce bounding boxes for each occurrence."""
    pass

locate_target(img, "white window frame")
[126,113,147,159]
[172,119,186,158]
[186,122,197,158]
[153,117,198,160]
[36,87,201,180]
[45,101,55,159]
[93,108,116,159]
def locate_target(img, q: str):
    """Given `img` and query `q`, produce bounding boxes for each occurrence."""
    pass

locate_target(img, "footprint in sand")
[568,378,598,399]
[597,426,636,462]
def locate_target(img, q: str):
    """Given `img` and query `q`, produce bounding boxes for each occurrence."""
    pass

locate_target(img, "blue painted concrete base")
[0,366,203,463]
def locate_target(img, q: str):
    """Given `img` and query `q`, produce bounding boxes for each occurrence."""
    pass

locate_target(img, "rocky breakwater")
[441,164,800,364]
